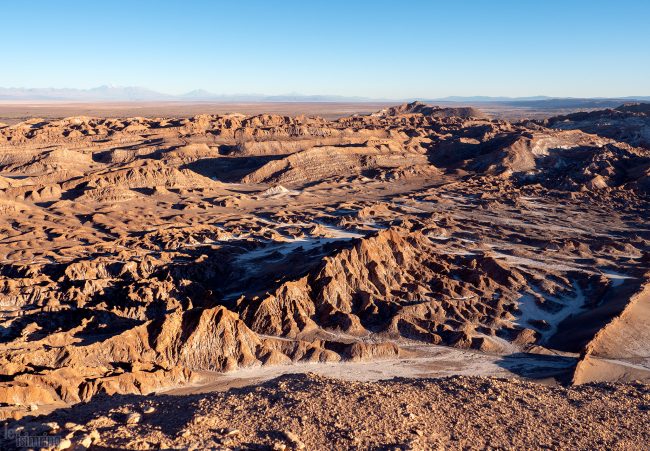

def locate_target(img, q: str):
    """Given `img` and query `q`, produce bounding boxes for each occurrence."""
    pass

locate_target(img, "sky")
[2,0,649,98]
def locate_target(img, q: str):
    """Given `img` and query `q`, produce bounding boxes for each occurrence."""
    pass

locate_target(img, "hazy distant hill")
[0,86,377,102]
[0,86,648,104]
[0,85,175,101]
[430,96,650,109]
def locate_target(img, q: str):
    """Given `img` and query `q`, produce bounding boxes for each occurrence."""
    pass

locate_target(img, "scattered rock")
[125,412,142,425]
[280,430,306,450]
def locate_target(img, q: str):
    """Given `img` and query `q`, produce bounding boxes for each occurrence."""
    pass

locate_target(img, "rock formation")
[0,102,649,418]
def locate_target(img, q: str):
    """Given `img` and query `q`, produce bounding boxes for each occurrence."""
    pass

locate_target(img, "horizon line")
[1,86,650,102]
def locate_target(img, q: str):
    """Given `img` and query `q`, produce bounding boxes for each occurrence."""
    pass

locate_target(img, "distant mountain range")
[431,97,650,110]
[0,86,174,101]
[0,86,378,102]
[0,86,649,104]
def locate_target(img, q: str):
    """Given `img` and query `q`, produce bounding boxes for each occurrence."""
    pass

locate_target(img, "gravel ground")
[1,373,648,450]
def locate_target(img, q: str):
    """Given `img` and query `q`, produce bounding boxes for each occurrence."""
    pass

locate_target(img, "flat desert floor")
[0,100,617,125]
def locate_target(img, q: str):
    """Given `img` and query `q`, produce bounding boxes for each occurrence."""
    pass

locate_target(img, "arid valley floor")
[0,101,649,449]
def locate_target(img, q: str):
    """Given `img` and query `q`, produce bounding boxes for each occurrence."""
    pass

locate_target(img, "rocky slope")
[544,102,650,149]
[1,374,648,450]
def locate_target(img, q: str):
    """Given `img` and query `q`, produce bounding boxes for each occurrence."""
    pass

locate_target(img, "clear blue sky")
[3,0,649,98]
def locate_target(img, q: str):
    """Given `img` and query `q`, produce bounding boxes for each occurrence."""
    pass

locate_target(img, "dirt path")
[165,345,577,395]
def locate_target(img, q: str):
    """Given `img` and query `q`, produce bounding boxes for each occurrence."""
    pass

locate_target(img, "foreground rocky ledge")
[1,373,648,450]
